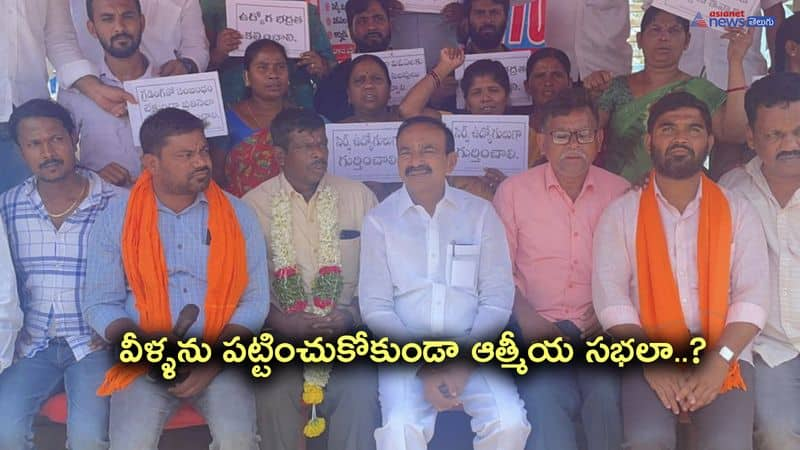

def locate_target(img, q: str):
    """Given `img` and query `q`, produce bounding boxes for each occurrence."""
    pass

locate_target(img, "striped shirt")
[0,169,120,361]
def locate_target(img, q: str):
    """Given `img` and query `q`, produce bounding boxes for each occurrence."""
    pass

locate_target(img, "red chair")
[40,393,207,430]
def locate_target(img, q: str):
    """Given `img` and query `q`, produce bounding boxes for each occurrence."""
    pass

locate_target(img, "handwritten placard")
[319,0,355,63]
[454,51,532,109]
[650,0,760,31]
[226,0,310,58]
[443,115,529,176]
[401,0,450,14]
[326,122,402,182]
[351,49,427,106]
[124,72,227,146]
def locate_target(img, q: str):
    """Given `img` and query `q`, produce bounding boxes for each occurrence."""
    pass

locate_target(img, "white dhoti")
[375,365,530,450]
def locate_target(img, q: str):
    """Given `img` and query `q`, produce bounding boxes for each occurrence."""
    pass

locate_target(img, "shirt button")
[177,244,183,250]
[681,298,687,304]
[183,288,188,294]
[568,283,574,289]
[573,232,579,238]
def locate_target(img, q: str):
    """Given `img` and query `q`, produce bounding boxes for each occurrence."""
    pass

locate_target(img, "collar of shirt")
[543,162,597,198]
[276,172,331,204]
[396,182,461,218]
[653,176,703,219]
[22,168,116,221]
[155,191,208,216]
[98,51,155,86]
[744,156,800,209]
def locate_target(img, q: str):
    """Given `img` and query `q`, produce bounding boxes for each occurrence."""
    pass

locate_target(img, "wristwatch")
[718,345,734,363]
[179,57,198,74]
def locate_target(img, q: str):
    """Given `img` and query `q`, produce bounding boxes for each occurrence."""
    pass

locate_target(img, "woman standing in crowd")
[200,0,336,109]
[219,39,292,197]
[399,48,515,200]
[523,47,573,165]
[591,6,751,183]
[774,13,800,73]
[339,54,402,200]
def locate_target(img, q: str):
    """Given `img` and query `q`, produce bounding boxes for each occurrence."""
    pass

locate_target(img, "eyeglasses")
[549,128,597,145]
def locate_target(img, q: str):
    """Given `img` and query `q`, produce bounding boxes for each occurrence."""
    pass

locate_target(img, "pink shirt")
[493,163,629,331]
[592,179,770,362]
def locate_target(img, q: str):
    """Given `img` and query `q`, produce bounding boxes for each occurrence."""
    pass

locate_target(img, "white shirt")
[0,217,22,373]
[592,180,770,363]
[69,0,209,73]
[643,0,783,89]
[59,55,158,181]
[359,184,514,346]
[0,0,96,122]
[720,158,800,368]
[545,0,633,79]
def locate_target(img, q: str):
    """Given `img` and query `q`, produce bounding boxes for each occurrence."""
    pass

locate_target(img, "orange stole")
[97,171,249,396]
[635,174,745,392]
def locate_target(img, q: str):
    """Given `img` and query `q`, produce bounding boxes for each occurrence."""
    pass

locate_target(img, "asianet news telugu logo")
[691,11,777,28]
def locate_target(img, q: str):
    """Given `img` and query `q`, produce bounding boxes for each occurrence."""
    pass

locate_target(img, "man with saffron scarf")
[592,92,770,450]
[83,108,269,449]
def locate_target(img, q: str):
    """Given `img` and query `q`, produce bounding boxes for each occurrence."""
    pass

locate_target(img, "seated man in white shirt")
[59,0,158,187]
[359,116,530,450]
[0,218,21,376]
[70,0,209,76]
[719,72,800,450]
[592,92,770,450]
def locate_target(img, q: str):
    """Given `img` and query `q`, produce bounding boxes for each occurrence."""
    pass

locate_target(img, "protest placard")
[455,51,532,109]
[226,0,311,58]
[318,0,355,63]
[442,115,529,176]
[400,0,451,14]
[326,122,402,182]
[651,0,760,31]
[351,49,427,106]
[125,72,227,147]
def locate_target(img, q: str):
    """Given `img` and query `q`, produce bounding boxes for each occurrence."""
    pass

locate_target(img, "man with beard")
[493,88,627,450]
[0,99,122,449]
[592,92,770,449]
[719,72,800,450]
[83,108,268,449]
[314,0,394,122]
[360,116,530,450]
[463,0,509,54]
[243,108,380,450]
[59,0,160,187]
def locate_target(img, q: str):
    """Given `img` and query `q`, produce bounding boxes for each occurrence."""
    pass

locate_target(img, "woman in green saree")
[589,7,753,182]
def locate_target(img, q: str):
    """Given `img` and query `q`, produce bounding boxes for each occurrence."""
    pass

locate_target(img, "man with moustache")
[0,99,122,449]
[315,0,394,122]
[243,108,379,450]
[719,72,800,450]
[494,88,627,450]
[360,116,530,450]
[59,0,158,187]
[82,108,269,449]
[463,0,509,54]
[592,92,770,449]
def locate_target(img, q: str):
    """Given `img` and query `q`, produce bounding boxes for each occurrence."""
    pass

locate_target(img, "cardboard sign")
[455,51,532,109]
[318,0,355,63]
[125,72,227,146]
[503,0,546,50]
[401,0,450,14]
[326,122,402,182]
[443,114,529,176]
[226,0,311,57]
[351,49,427,106]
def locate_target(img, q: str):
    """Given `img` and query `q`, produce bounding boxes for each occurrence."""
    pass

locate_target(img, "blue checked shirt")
[0,169,120,361]
[83,189,269,339]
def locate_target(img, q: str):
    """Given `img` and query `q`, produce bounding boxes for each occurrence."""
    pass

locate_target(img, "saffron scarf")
[636,173,745,392]
[97,171,249,396]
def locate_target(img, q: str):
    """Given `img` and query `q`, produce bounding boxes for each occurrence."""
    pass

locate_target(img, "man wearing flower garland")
[360,115,530,450]
[243,108,380,450]
[82,108,269,449]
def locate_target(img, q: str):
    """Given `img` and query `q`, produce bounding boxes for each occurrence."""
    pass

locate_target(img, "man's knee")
[623,426,676,450]
[0,421,32,450]
[208,422,259,450]
[377,412,429,445]
[755,418,800,450]
[477,405,530,444]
